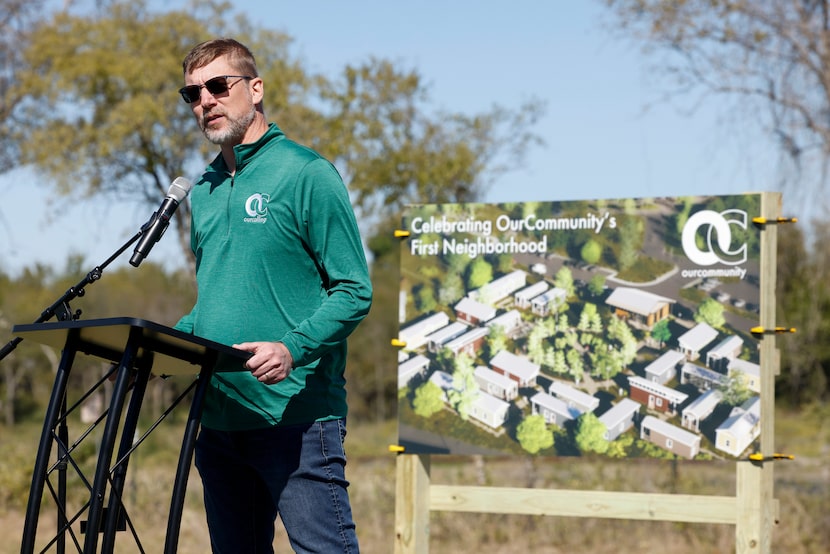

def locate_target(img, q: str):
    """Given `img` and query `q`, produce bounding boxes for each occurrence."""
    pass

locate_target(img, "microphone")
[129,177,193,267]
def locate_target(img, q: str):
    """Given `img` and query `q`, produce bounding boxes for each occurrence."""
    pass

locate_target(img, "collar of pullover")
[210,122,285,176]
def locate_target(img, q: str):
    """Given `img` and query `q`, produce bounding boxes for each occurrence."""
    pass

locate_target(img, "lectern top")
[12,317,248,376]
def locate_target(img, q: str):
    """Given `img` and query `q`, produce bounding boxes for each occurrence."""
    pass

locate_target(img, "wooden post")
[394,453,431,554]
[736,461,778,553]
[733,191,781,553]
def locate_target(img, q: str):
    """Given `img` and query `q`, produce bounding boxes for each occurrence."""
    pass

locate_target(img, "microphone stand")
[0,229,143,362]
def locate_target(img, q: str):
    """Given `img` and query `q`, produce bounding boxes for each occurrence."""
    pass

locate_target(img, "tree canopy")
[601,0,830,207]
[601,0,830,403]
[0,0,545,427]
[9,0,545,265]
[0,0,47,166]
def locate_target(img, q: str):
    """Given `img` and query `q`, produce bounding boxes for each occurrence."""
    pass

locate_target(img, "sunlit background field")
[1,406,826,553]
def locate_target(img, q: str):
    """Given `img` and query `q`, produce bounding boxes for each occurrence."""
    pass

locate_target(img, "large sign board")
[397,195,763,459]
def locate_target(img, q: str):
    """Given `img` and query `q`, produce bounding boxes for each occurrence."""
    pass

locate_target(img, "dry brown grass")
[2,408,827,553]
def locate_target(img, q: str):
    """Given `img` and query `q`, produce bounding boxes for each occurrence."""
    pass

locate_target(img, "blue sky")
[0,1,776,276]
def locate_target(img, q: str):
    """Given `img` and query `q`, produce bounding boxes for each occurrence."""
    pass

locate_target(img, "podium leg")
[164,353,216,554]
[21,331,79,554]
[99,355,154,552]
[82,327,141,554]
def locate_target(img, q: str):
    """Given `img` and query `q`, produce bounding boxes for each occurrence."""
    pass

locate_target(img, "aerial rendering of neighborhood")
[397,194,764,460]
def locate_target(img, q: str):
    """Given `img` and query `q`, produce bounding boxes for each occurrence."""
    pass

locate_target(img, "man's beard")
[201,105,257,146]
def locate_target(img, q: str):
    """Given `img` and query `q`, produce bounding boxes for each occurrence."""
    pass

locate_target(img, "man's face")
[183,56,260,147]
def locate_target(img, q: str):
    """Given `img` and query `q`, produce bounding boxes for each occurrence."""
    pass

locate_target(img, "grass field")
[1,405,827,553]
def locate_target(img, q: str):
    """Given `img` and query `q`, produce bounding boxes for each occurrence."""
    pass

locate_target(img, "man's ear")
[250,77,264,105]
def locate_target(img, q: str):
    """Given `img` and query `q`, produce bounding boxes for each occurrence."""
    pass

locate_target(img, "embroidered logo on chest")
[244,193,270,224]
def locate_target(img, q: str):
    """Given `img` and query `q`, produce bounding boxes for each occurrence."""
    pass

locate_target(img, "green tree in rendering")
[651,318,672,348]
[617,216,642,271]
[438,271,465,305]
[412,381,445,418]
[550,349,568,376]
[435,347,456,374]
[587,274,607,297]
[695,298,726,328]
[516,414,554,454]
[415,283,437,313]
[448,352,478,420]
[577,302,603,334]
[556,311,571,333]
[718,370,753,407]
[445,252,471,277]
[526,322,553,366]
[606,433,635,459]
[588,348,611,380]
[673,198,694,236]
[607,316,638,367]
[636,439,678,460]
[553,266,575,298]
[575,412,610,454]
[566,348,585,384]
[486,324,508,359]
[467,257,493,291]
[496,253,513,274]
[581,239,602,265]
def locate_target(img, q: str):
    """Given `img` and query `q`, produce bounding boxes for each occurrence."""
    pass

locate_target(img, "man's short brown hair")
[182,38,258,77]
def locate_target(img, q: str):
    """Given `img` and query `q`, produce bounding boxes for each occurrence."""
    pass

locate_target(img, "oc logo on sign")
[681,209,747,266]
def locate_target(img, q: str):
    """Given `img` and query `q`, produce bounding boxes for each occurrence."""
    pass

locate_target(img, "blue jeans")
[194,419,359,553]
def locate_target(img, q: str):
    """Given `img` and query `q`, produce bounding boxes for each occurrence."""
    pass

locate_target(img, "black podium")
[13,317,248,554]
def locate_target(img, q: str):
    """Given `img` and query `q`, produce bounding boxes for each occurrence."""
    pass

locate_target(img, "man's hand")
[232,341,294,385]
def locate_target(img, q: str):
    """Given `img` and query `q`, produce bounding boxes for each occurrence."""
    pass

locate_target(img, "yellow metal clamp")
[751,216,798,226]
[748,453,794,462]
[750,326,796,336]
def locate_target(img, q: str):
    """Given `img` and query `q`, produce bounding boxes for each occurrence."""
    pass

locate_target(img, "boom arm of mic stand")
[0,230,143,362]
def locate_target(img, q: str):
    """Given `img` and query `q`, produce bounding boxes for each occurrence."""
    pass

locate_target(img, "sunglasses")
[178,75,253,104]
